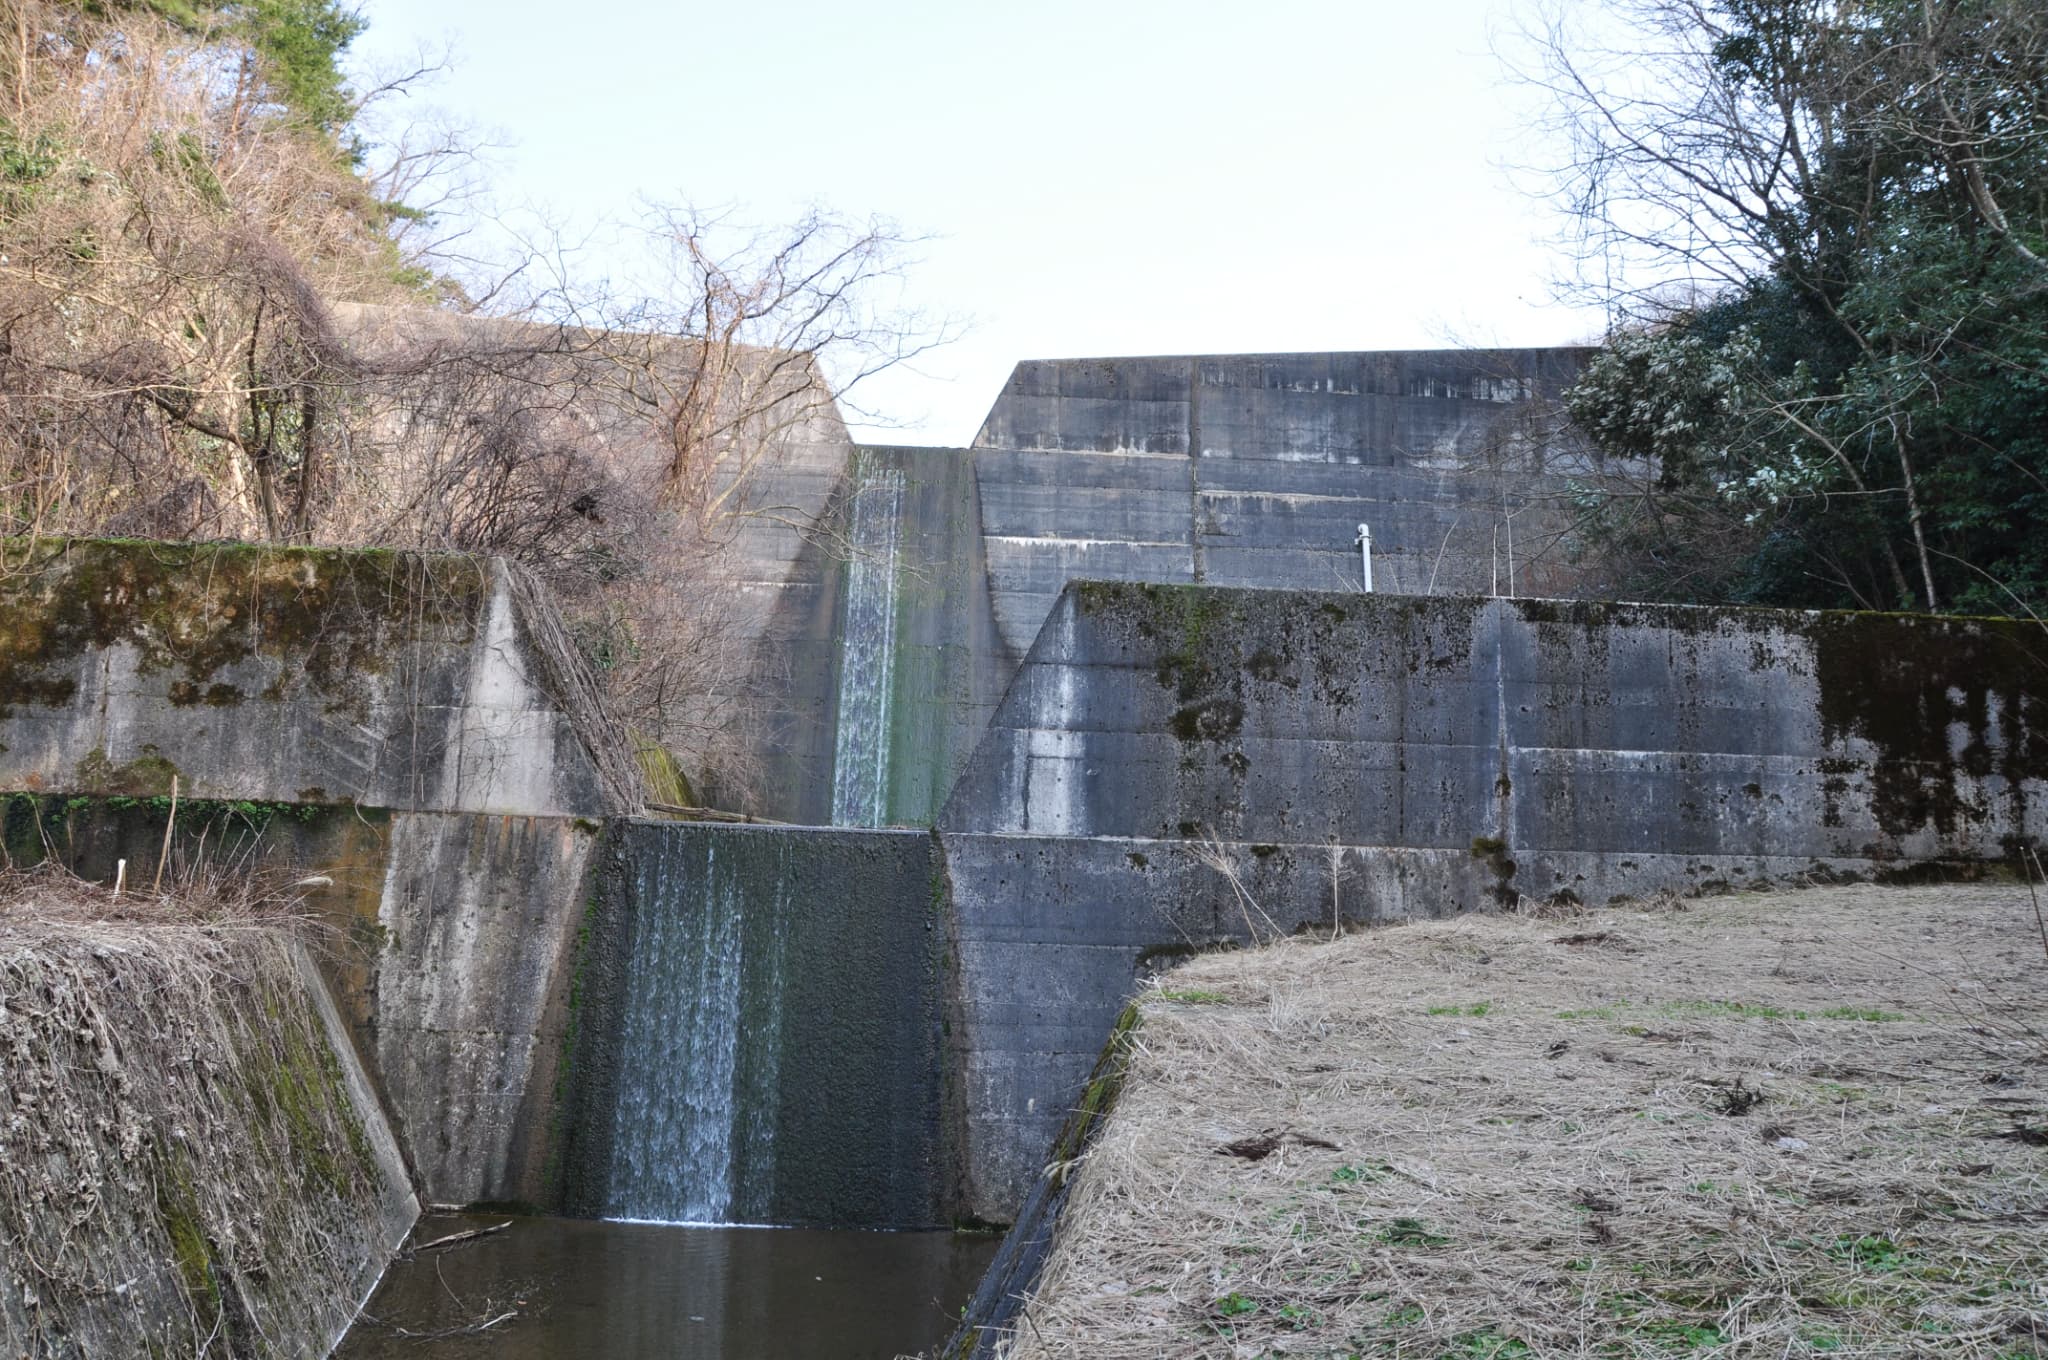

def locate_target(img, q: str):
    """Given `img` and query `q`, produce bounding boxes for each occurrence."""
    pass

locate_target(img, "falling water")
[831,461,905,828]
[605,837,788,1224]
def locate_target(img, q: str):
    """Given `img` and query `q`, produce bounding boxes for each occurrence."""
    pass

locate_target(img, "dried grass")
[1003,883,2048,1359]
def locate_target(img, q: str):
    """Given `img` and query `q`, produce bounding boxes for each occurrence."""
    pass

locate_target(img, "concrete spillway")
[831,457,906,827]
[605,833,789,1223]
[557,823,951,1229]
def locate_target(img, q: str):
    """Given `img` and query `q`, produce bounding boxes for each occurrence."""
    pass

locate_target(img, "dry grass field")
[1003,884,2048,1359]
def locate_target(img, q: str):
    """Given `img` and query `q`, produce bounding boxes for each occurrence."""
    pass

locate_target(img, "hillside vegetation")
[0,0,925,805]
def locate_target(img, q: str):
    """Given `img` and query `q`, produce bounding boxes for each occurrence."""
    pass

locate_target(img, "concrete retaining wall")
[946,584,2048,867]
[932,582,2048,1215]
[369,812,602,1206]
[0,540,625,1212]
[0,539,634,817]
[0,918,416,1359]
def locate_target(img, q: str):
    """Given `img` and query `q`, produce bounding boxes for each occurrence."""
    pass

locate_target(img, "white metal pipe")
[1355,523,1373,593]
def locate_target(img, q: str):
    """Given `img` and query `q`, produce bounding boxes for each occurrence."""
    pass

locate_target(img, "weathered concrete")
[933,582,2048,1215]
[0,539,638,818]
[0,540,627,1213]
[335,302,858,822]
[974,350,1593,460]
[15,395,2048,1245]
[965,350,1614,664]
[753,447,1011,828]
[553,823,952,1228]
[0,792,598,1213]
[734,348,1609,822]
[945,584,2048,867]
[740,348,1615,821]
[369,811,602,1206]
[938,831,1488,1214]
[294,940,424,1343]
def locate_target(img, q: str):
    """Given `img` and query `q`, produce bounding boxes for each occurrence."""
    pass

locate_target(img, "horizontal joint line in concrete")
[984,536,1191,550]
[974,450,1187,466]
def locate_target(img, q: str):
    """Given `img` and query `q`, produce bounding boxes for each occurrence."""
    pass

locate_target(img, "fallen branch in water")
[411,1221,511,1254]
[391,1309,518,1340]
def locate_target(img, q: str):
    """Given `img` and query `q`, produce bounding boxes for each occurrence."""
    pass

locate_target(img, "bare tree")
[551,206,947,533]
[0,3,950,808]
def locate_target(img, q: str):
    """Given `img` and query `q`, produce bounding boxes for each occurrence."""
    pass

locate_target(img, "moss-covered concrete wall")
[1,540,627,1213]
[0,538,631,818]
[948,582,2047,867]
[933,581,2048,1216]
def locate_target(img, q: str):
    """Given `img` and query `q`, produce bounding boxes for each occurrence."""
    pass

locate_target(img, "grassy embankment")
[1008,884,2048,1359]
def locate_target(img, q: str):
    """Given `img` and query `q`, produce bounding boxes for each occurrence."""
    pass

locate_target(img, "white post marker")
[1355,523,1373,593]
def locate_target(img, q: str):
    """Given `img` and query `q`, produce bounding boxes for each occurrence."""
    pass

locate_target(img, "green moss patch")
[0,536,488,720]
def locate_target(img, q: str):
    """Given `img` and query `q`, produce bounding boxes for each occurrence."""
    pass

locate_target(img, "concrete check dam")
[2,348,2045,1356]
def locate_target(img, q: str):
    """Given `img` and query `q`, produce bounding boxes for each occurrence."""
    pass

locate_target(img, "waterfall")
[605,836,788,1224]
[587,822,948,1229]
[832,460,906,828]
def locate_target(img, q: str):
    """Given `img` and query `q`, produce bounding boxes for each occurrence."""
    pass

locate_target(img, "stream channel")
[337,1214,998,1358]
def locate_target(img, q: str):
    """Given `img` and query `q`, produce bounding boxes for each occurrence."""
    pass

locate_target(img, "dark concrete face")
[556,823,951,1229]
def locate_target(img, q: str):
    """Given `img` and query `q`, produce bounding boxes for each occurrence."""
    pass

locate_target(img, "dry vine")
[0,864,400,1358]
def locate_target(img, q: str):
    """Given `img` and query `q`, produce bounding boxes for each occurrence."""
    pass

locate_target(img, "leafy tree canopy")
[1540,0,2048,617]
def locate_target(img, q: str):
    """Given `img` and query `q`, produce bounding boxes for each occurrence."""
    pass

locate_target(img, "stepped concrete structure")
[932,583,2048,1210]
[4,346,2043,1244]
[749,348,1626,826]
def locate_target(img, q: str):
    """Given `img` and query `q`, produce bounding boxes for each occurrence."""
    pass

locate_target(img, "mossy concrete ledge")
[0,537,640,818]
[0,538,640,1213]
[945,581,2048,873]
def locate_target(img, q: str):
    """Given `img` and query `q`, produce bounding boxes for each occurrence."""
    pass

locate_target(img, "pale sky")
[350,0,1607,445]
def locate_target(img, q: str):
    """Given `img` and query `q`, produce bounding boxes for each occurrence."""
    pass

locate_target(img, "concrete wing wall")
[932,582,2048,1215]
[944,584,2048,873]
[0,540,629,819]
[1,539,635,1212]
